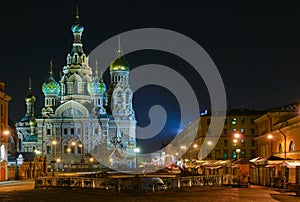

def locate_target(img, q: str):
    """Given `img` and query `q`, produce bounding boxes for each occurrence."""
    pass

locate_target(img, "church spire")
[75,4,80,22]
[117,36,122,58]
[25,78,36,116]
[95,60,99,77]
[49,59,53,77]
[28,78,32,91]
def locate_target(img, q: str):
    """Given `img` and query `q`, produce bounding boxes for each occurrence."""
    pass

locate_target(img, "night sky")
[1,1,300,152]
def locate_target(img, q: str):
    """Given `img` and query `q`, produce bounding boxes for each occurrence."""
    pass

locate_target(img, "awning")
[250,156,263,163]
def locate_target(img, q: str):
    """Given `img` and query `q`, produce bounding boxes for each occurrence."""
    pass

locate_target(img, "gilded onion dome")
[42,60,61,95]
[110,36,129,72]
[110,57,129,72]
[29,117,37,127]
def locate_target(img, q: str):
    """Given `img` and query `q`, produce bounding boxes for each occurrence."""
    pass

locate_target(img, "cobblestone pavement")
[1,184,300,202]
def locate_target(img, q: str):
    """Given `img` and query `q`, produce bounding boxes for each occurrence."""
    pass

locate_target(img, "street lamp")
[51,140,57,174]
[233,133,240,139]
[267,134,273,156]
[236,149,241,160]
[89,157,94,172]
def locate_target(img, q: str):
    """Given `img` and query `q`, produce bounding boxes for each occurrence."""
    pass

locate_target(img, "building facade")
[254,103,300,159]
[184,109,263,161]
[16,10,137,172]
[252,103,300,187]
[0,82,12,180]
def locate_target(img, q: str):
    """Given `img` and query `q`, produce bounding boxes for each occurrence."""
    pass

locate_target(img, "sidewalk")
[250,185,300,201]
[0,179,34,186]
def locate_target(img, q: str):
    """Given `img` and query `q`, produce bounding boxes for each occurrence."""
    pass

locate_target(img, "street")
[0,179,34,192]
[0,180,299,202]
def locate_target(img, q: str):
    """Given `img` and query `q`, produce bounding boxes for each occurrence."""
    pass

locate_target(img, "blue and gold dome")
[42,76,61,95]
[71,24,84,34]
[88,79,106,95]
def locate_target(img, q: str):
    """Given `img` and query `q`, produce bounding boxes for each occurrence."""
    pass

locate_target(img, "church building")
[16,8,137,172]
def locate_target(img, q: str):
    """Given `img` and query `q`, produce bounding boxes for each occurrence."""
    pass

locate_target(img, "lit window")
[232,151,237,158]
[241,128,245,133]
[289,140,295,151]
[232,118,237,125]
[224,150,228,158]
[46,146,51,154]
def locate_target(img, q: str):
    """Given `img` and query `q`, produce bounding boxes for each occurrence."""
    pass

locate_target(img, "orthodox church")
[16,9,137,171]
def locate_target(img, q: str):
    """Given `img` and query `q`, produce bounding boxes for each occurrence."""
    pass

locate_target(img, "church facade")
[16,10,137,172]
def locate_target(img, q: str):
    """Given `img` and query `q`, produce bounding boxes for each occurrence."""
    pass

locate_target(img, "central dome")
[110,57,129,71]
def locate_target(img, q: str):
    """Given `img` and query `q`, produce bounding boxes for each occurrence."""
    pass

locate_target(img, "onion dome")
[110,36,129,72]
[25,78,36,102]
[110,57,129,72]
[88,62,106,95]
[42,60,61,95]
[71,5,84,34]
[29,117,37,127]
[88,79,106,95]
[71,24,84,34]
[25,91,36,102]
[42,76,60,95]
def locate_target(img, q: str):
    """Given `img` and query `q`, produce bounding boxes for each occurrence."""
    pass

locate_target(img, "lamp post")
[278,129,287,159]
[193,144,198,160]
[232,132,242,159]
[236,149,241,160]
[89,157,94,172]
[267,134,273,156]
[52,140,57,175]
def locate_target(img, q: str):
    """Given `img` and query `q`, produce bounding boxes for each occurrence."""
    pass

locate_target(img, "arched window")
[289,140,295,151]
[278,143,283,152]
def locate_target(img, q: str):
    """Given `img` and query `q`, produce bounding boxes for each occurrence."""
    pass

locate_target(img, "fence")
[35,174,248,192]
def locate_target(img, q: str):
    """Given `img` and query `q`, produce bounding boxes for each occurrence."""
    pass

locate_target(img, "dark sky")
[1,1,300,151]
